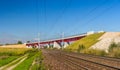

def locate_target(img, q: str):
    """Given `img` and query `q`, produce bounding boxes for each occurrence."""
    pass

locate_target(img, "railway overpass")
[26,33,86,49]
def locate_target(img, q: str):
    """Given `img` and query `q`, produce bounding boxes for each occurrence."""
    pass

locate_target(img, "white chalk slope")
[90,32,120,52]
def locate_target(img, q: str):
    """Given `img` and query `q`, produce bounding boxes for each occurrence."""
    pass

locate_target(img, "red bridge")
[26,34,86,48]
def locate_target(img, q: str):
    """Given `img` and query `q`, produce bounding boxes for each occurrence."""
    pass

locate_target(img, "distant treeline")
[0,41,23,46]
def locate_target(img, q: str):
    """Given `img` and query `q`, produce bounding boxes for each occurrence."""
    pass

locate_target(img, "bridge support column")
[46,44,50,48]
[27,45,32,48]
[26,45,28,48]
[63,42,69,48]
[35,45,39,48]
[53,42,61,49]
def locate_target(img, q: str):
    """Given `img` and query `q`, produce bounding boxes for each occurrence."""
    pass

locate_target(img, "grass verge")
[30,51,45,70]
[13,50,45,70]
[0,56,19,67]
[65,32,104,51]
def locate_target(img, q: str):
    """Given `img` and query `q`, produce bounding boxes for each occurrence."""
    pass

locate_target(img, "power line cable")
[35,0,47,41]
[34,0,106,41]
[41,0,72,41]
[84,2,118,27]
[69,0,119,34]
[48,0,108,36]
[65,0,109,35]
[44,0,47,26]
[49,0,72,34]
[36,0,39,32]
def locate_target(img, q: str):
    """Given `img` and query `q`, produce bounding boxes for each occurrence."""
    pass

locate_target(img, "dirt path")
[5,56,27,70]
[29,59,36,70]
[0,54,28,70]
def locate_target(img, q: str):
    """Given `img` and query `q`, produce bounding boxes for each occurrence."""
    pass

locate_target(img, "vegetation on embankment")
[80,42,120,58]
[81,49,107,56]
[108,42,120,58]
[65,32,104,51]
[64,32,120,58]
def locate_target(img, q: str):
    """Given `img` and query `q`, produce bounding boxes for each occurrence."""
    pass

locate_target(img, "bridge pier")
[63,42,69,48]
[46,44,50,48]
[53,42,61,49]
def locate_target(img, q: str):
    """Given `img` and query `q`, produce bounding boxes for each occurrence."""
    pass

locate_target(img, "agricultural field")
[0,46,45,70]
[0,44,27,48]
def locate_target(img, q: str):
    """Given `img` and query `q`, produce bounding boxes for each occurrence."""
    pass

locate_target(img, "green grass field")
[65,32,105,51]
[0,56,19,67]
[0,48,31,67]
[14,50,45,70]
[0,47,45,70]
[13,52,37,70]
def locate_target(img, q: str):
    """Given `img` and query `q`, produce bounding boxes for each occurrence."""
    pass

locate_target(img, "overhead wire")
[44,0,47,27]
[65,0,109,35]
[49,0,72,34]
[37,0,118,41]
[39,0,72,40]
[36,0,39,33]
[35,0,46,42]
[69,0,119,33]
[47,0,107,40]
[29,0,40,42]
[36,0,108,41]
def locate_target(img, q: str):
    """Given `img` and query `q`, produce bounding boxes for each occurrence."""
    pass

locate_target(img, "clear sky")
[0,0,120,44]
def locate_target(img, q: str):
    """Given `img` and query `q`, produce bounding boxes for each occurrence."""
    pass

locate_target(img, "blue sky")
[0,0,120,44]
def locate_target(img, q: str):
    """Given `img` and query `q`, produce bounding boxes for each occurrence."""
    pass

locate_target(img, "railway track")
[65,52,120,69]
[42,49,120,70]
[43,50,73,70]
[64,54,119,70]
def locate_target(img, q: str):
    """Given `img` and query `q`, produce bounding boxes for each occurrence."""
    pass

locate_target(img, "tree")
[17,41,22,44]
[27,41,30,43]
[5,43,10,45]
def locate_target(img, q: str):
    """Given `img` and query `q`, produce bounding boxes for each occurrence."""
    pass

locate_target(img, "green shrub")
[108,47,120,58]
[63,48,72,52]
[109,42,118,52]
[77,44,85,53]
[82,49,106,56]
[108,42,120,58]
